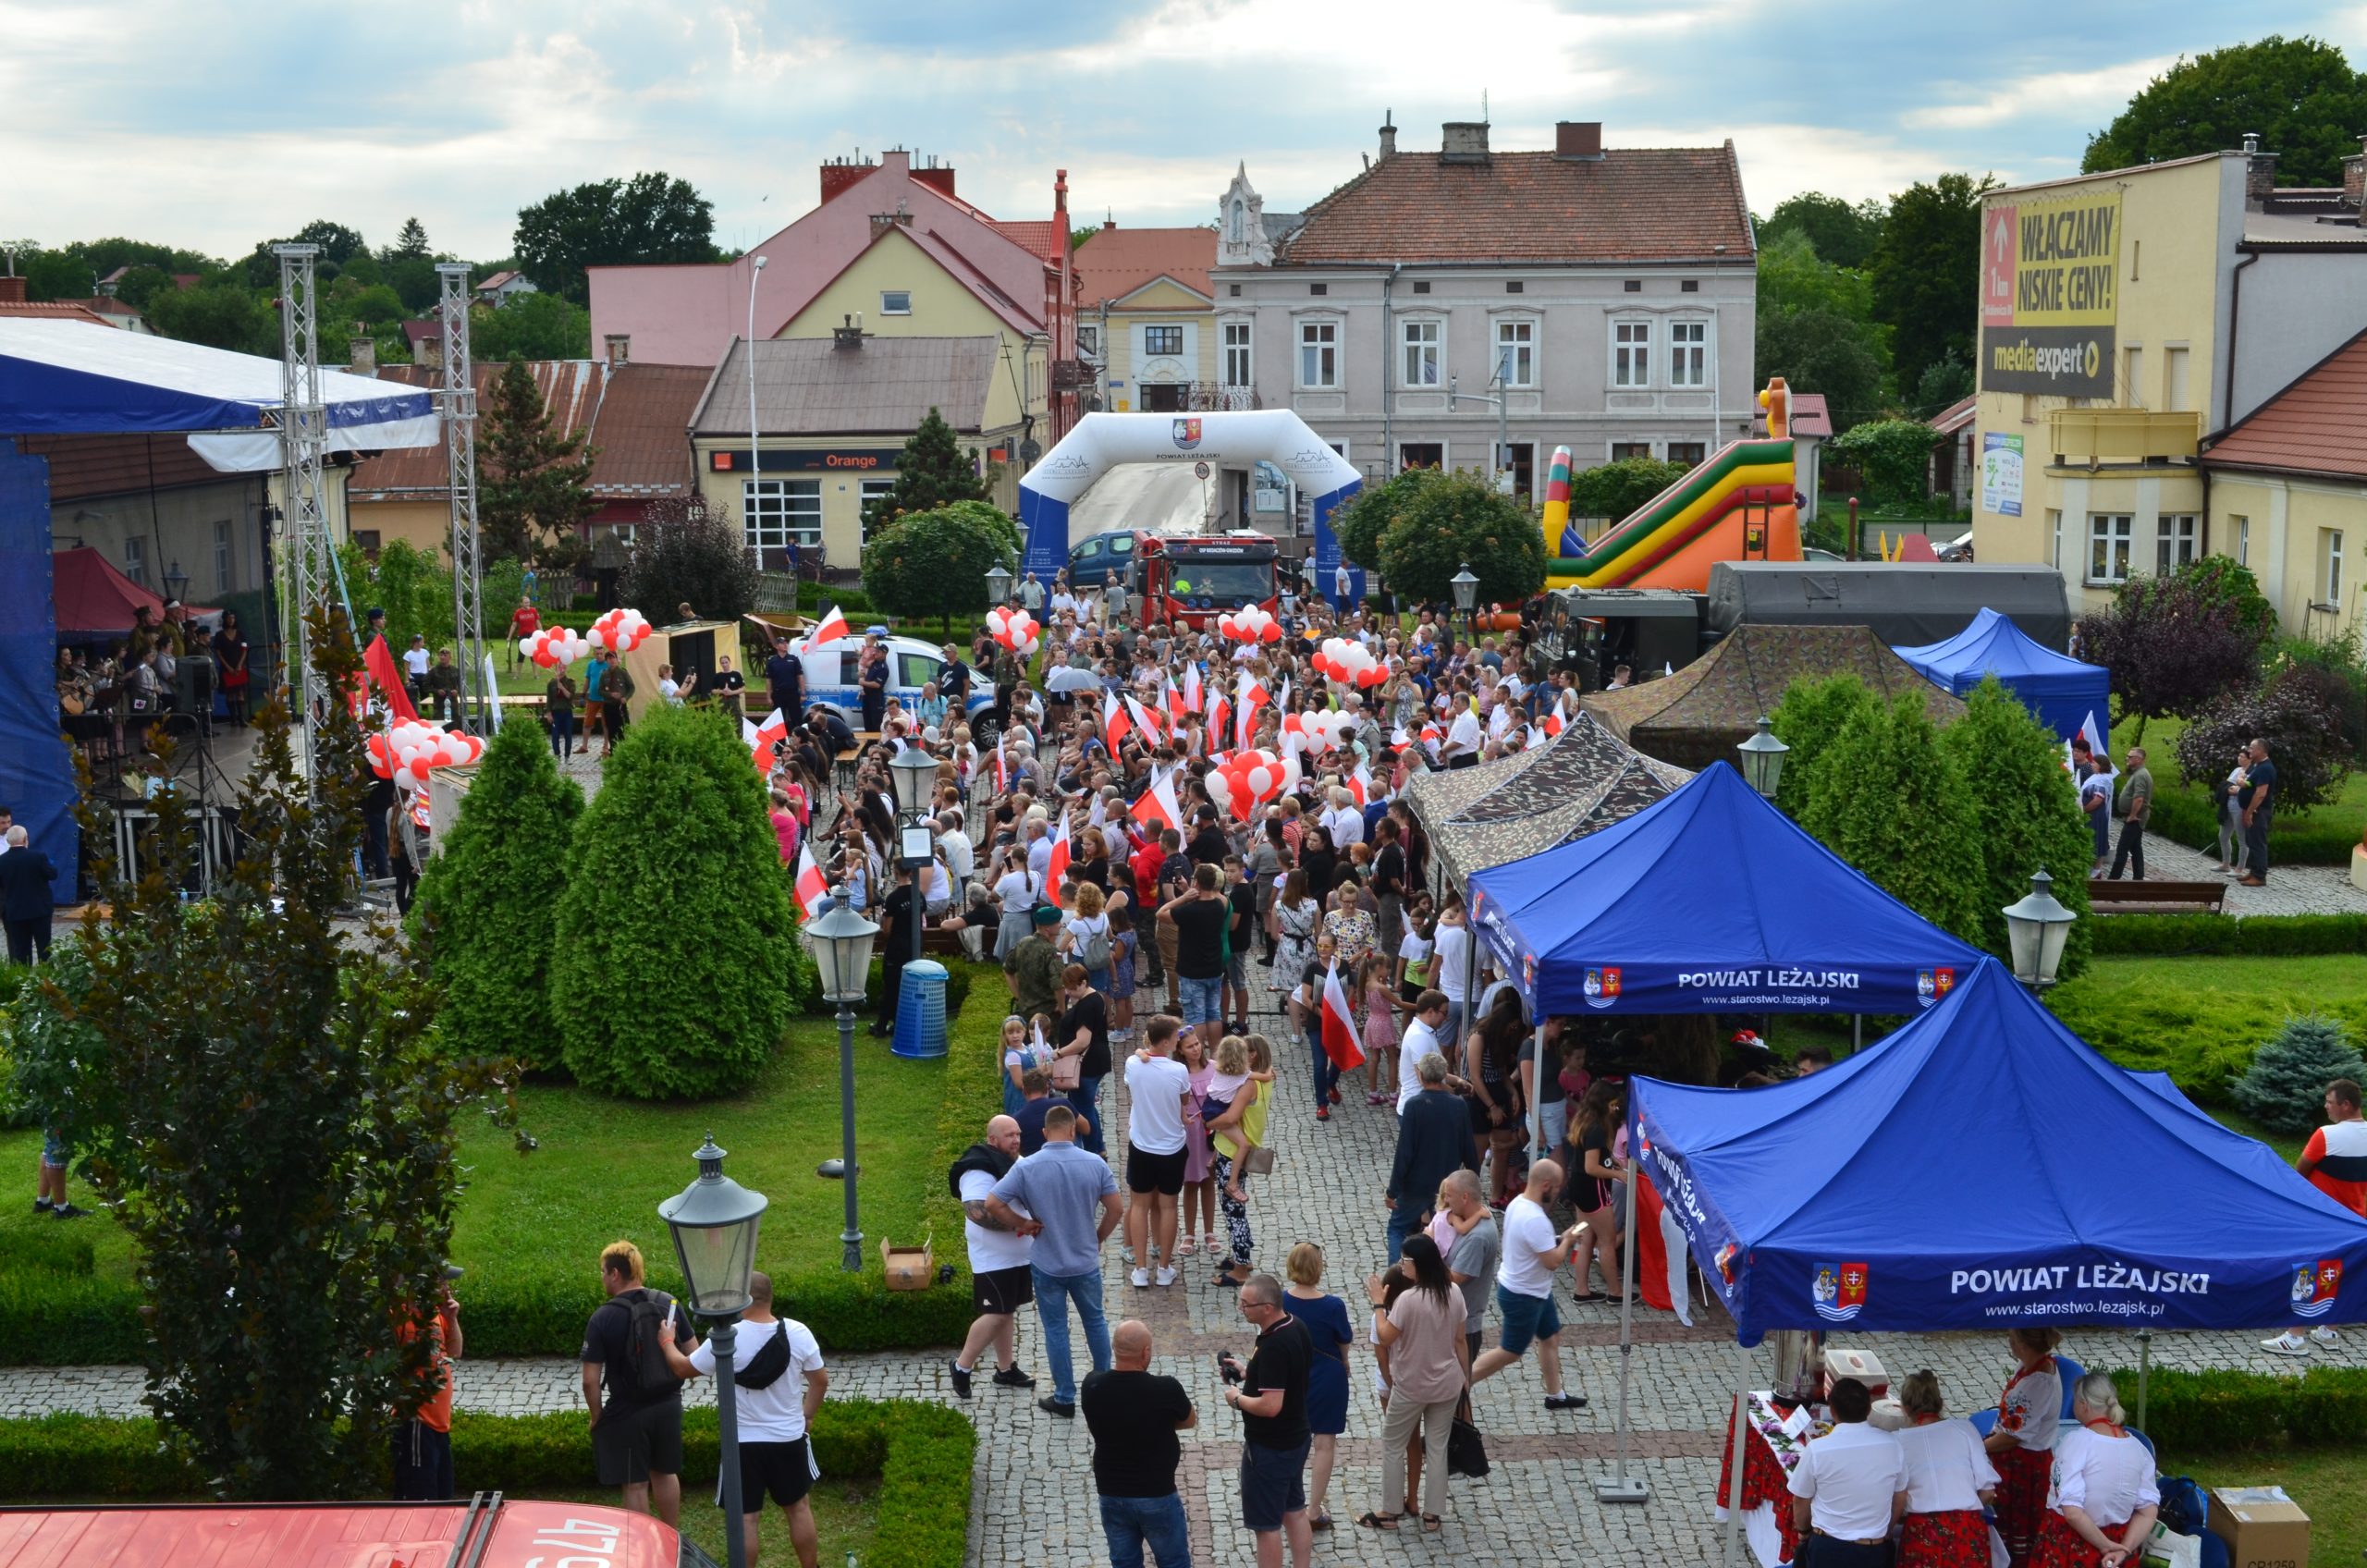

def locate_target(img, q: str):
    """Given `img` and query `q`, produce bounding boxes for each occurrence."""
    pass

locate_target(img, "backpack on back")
[1079,918,1113,972]
[619,1289,684,1395]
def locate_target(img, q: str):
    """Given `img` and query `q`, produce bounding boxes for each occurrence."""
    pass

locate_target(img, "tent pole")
[2136,1329,2151,1433]
[1852,1013,1862,1054]
[1594,1152,1649,1502]
[1527,1021,1546,1165]
[1723,1340,1750,1568]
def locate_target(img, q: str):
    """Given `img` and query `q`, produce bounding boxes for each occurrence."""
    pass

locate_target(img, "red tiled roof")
[1073,227,1215,308]
[13,432,240,502]
[402,320,445,348]
[1273,144,1754,265]
[346,360,698,503]
[0,300,115,326]
[2202,327,2367,482]
[989,220,1062,264]
[1786,392,1833,439]
[477,270,521,291]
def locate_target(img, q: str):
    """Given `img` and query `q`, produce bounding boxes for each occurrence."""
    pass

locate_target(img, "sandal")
[1310,1512,1334,1532]
[1176,1236,1199,1256]
[1356,1513,1403,1532]
[1421,1514,1442,1532]
[1204,1231,1220,1254]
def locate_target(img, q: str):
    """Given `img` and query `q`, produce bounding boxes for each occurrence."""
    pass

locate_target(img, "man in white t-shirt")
[660,1269,829,1568]
[1396,994,1448,1116]
[401,634,431,699]
[1430,911,1475,1048]
[1122,1015,1196,1289]
[1787,1377,1908,1564]
[1471,1159,1588,1413]
[1321,788,1364,848]
[1441,700,1483,769]
[950,1115,1036,1401]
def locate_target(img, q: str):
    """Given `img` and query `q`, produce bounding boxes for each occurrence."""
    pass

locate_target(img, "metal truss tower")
[437,262,488,731]
[274,243,340,764]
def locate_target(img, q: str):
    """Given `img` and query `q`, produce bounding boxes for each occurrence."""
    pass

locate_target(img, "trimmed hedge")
[2091,913,2367,958]
[2147,785,2364,865]
[0,1399,975,1568]
[2107,1366,2367,1454]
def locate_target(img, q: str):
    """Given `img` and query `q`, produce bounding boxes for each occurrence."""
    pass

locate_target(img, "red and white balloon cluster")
[367,719,484,790]
[1218,606,1282,644]
[518,625,593,668]
[589,607,654,655]
[1205,746,1301,818]
[1312,637,1387,688]
[1282,708,1355,754]
[986,606,1040,658]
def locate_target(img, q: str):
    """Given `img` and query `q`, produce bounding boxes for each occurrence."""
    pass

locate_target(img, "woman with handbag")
[1284,1241,1355,1533]
[1361,1233,1466,1533]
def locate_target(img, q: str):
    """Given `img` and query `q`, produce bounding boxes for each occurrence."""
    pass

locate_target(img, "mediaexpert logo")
[1582,966,1623,1010]
[1171,418,1203,450]
[2292,1258,2344,1318]
[1989,336,2103,383]
[1813,1261,1869,1322]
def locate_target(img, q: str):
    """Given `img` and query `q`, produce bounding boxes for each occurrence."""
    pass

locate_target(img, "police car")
[798,628,999,739]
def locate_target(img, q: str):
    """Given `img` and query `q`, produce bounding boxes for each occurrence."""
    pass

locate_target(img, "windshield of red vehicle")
[1159,561,1271,605]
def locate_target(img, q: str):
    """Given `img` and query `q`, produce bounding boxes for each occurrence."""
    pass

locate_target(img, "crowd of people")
[55,598,250,760]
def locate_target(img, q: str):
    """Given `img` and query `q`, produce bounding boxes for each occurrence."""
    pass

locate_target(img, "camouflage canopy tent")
[1579,623,1966,774]
[1405,712,1692,897]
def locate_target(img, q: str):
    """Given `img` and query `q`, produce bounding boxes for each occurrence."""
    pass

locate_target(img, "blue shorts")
[41,1130,67,1170]
[1180,974,1224,1026]
[1239,1437,1309,1532]
[1496,1284,1562,1356]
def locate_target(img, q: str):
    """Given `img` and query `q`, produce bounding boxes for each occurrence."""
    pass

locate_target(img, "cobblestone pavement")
[2125,827,2367,914]
[4,978,2356,1566]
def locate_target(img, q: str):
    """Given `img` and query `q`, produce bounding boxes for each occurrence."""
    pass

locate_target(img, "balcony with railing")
[2048,407,2201,467]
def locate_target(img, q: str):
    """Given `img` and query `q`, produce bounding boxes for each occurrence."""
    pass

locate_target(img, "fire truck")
[1132,532,1279,631]
[0,1497,693,1568]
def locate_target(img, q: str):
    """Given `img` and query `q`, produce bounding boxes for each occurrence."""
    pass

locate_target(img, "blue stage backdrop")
[0,440,77,900]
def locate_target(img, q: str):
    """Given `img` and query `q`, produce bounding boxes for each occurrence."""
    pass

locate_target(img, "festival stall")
[50,546,220,647]
[1631,957,2367,1566]
[1893,604,2111,742]
[1579,623,1967,773]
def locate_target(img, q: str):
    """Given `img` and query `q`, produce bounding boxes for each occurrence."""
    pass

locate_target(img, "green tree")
[2176,659,2356,813]
[389,255,441,313]
[391,216,432,260]
[111,264,173,310]
[1331,466,1445,570]
[513,172,718,304]
[469,293,593,362]
[2079,570,2267,740]
[1755,231,1889,430]
[1568,457,1691,527]
[1768,673,1885,821]
[24,247,94,301]
[2085,37,2367,185]
[1870,173,1993,402]
[144,283,275,354]
[1799,691,1988,943]
[241,220,369,288]
[338,539,454,654]
[1373,467,1546,607]
[620,494,764,622]
[2231,1013,2367,1134]
[2175,557,2280,647]
[1939,678,2096,979]
[1913,351,1975,416]
[550,704,796,1098]
[1760,192,1885,271]
[479,359,598,567]
[17,612,524,1499]
[862,408,992,535]
[1829,419,1943,506]
[411,719,584,1072]
[862,500,1023,633]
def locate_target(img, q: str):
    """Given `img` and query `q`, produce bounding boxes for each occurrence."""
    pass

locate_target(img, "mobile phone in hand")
[1217,1352,1245,1385]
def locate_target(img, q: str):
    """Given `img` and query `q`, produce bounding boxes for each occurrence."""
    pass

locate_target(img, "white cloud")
[1903,55,2179,131]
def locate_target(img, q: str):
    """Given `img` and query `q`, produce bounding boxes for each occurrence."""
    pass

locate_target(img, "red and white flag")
[1103,688,1133,751]
[1126,693,1164,743]
[995,733,1011,793]
[1319,958,1367,1071]
[1131,767,1184,835]
[1348,761,1374,808]
[1234,670,1266,752]
[1182,663,1203,715]
[359,633,421,725]
[804,605,851,648]
[1544,708,1565,738]
[791,843,829,921]
[1043,813,1073,889]
[1207,684,1229,747]
[1164,671,1186,725]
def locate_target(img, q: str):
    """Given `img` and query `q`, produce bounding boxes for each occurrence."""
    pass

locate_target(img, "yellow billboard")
[1981,190,2121,397]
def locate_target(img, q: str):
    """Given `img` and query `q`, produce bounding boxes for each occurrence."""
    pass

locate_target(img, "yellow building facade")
[1096,276,1219,412]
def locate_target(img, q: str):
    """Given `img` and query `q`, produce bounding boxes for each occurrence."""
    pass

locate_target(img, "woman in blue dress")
[1284,1240,1355,1533]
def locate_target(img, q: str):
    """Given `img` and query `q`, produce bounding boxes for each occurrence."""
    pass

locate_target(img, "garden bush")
[2144,784,2363,864]
[411,720,583,1071]
[861,501,1021,635]
[1331,466,1446,570]
[1941,678,2095,979]
[2232,1013,2366,1135]
[1568,456,1692,528]
[2045,960,2367,1105]
[1799,691,1988,945]
[2177,660,2356,815]
[551,704,797,1098]
[2091,913,2367,957]
[2106,1366,2367,1454]
[1769,673,1884,823]
[1373,467,1547,607]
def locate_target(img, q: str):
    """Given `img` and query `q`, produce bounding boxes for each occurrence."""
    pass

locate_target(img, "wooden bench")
[2084,878,2227,915]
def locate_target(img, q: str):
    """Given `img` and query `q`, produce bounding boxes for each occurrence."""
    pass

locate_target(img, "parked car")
[795,631,998,739]
[1064,529,1139,588]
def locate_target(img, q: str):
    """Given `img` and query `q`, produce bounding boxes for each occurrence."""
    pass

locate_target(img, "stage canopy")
[1466,760,1982,1016]
[0,319,435,467]
[1632,958,2367,1344]
[1894,606,2111,743]
[51,546,216,645]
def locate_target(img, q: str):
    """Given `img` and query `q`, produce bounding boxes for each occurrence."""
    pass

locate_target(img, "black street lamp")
[657,1135,767,1568]
[1735,716,1790,801]
[163,559,190,603]
[887,745,938,971]
[803,887,878,1270]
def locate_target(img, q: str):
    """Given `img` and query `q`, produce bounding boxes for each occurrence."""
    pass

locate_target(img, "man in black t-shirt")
[1222,1273,1312,1565]
[1185,806,1229,868]
[1159,863,1232,1050]
[1083,1319,1196,1566]
[764,637,804,722]
[873,864,918,1037]
[1371,816,1408,959]
[578,1240,698,1525]
[2239,737,2278,886]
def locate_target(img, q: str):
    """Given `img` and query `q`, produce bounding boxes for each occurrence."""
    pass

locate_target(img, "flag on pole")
[1126,693,1163,744]
[804,605,851,647]
[1318,958,1367,1071]
[360,634,421,725]
[1208,684,1229,750]
[1182,663,1203,715]
[791,843,829,920]
[1131,767,1184,835]
[1043,813,1073,889]
[995,732,1011,793]
[1103,688,1133,751]
[1348,761,1373,808]
[1164,671,1186,725]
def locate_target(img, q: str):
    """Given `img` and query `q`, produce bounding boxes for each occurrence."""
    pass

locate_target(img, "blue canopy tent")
[1895,605,2110,742]
[1466,760,1984,1018]
[0,320,436,900]
[1631,958,2367,1565]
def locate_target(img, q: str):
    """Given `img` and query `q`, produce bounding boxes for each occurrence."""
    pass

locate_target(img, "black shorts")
[717,1435,815,1511]
[1126,1144,1188,1195]
[593,1395,684,1486]
[974,1262,1035,1315]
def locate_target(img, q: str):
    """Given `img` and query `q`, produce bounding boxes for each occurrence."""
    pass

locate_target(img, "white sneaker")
[2309,1326,2340,1346]
[2261,1331,2311,1356]
[1156,1265,1178,1287]
[1130,1268,1150,1288]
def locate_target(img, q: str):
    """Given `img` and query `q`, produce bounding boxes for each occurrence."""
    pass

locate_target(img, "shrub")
[620,493,762,623]
[1331,467,1446,570]
[411,721,584,1070]
[1567,457,1692,529]
[2264,629,2367,754]
[2080,571,2268,741]
[551,704,797,1098]
[1769,674,1885,823]
[2143,784,2363,864]
[2177,557,2280,648]
[1940,679,2095,979]
[2231,1013,2366,1135]
[2091,913,2367,957]
[1799,691,1988,945]
[1827,419,1941,507]
[862,501,1022,635]
[2176,661,2355,815]
[2107,1366,2367,1453]
[1373,467,1547,608]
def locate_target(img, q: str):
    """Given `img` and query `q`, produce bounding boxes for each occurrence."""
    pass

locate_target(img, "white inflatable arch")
[1018,410,1365,596]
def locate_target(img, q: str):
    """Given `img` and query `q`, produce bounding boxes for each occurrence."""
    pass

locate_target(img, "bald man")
[1471,1158,1588,1413]
[950,1115,1035,1398]
[1083,1319,1196,1568]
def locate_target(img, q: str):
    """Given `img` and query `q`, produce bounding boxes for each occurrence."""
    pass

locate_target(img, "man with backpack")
[580,1240,699,1525]
[657,1269,828,1568]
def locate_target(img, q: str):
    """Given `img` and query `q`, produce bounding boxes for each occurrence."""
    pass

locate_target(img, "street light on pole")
[2003,868,2077,993]
[746,256,768,560]
[1735,716,1790,801]
[1449,562,1479,648]
[803,888,878,1271]
[984,562,1012,608]
[887,745,938,971]
[658,1134,767,1568]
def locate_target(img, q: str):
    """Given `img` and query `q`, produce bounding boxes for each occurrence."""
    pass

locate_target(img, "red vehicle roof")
[0,1499,680,1568]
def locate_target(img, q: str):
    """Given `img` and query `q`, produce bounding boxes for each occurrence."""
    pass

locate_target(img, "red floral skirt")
[2030,1509,2130,1568]
[1993,1445,2053,1565]
[1899,1508,1992,1567]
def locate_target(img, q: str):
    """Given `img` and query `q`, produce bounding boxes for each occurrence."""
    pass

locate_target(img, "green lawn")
[548,1476,878,1567]
[2185,1450,2367,1566]
[2112,711,2367,851]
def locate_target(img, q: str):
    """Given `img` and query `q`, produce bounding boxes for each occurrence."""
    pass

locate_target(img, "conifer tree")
[862,407,990,536]
[2234,1014,2366,1136]
[1940,679,2096,979]
[1799,691,1988,944]
[479,357,597,567]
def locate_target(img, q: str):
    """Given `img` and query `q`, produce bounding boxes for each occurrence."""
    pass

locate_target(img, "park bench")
[2084,878,2226,915]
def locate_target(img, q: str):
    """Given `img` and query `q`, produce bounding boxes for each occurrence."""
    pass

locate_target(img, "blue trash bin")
[890,961,950,1060]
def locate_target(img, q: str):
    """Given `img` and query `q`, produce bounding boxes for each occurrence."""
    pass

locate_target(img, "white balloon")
[1247,765,1273,797]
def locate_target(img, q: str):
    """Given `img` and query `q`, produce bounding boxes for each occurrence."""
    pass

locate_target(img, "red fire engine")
[1133,533,1279,631]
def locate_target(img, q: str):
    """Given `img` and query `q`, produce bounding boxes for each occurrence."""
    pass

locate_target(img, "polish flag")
[994,733,1011,793]
[1182,663,1203,715]
[1131,767,1184,835]
[1164,671,1186,725]
[1103,688,1133,750]
[1543,708,1565,738]
[1127,693,1163,743]
[1234,671,1267,751]
[1043,813,1073,889]
[360,634,421,724]
[803,605,851,648]
[791,843,829,921]
[1318,958,1367,1071]
[1207,685,1229,747]
[1348,762,1373,808]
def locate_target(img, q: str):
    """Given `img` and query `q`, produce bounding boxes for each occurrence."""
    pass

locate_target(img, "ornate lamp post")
[887,744,938,970]
[803,888,878,1270]
[1449,563,1479,648]
[658,1135,767,1568]
[2003,869,2077,993]
[1735,717,1790,801]
[984,562,1012,608]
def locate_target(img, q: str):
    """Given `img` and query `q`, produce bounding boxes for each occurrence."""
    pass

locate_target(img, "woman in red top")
[504,597,540,670]
[1985,1327,2064,1566]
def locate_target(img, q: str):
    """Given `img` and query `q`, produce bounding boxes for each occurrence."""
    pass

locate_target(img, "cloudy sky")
[3,0,2361,264]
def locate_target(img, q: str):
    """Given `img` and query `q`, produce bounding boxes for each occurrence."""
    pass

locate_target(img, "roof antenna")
[1482,90,1490,124]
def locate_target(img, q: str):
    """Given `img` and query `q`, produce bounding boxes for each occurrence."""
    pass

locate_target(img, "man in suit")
[0,826,59,964]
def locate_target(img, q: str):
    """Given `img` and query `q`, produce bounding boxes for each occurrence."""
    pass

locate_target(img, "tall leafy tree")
[1769,673,1885,821]
[1870,174,1993,401]
[1372,467,1546,606]
[2085,36,2367,185]
[241,220,369,287]
[479,359,599,567]
[513,172,718,304]
[1332,466,1445,570]
[862,408,992,535]
[145,283,275,354]
[620,494,763,621]
[2177,660,2355,813]
[18,610,524,1499]
[1755,231,1889,431]
[1799,691,1988,944]
[2076,570,2267,740]
[468,293,592,362]
[862,500,1022,633]
[1760,192,1885,271]
[1829,419,1943,506]
[1939,679,2096,979]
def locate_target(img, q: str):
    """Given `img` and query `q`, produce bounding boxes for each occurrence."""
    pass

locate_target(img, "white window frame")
[1075,324,1100,359]
[744,477,822,550]
[880,290,913,315]
[1221,319,1253,387]
[1612,317,1652,388]
[2087,513,2134,586]
[859,476,896,538]
[1297,317,1339,389]
[2156,514,2198,573]
[213,519,233,592]
[2234,514,2250,567]
[1668,317,1710,388]
[2049,508,2065,572]
[1400,315,1443,387]
[1493,317,1536,388]
[2324,527,2347,605]
[122,534,146,587]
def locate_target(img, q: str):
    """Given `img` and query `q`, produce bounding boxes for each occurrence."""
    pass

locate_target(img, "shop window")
[745,478,821,550]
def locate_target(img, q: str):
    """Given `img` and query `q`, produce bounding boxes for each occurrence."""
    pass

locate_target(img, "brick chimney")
[2243,131,2278,204]
[832,313,865,349]
[1379,111,1397,162]
[348,336,377,375]
[0,276,26,304]
[870,201,914,240]
[605,333,631,368]
[912,152,958,200]
[2346,135,2367,210]
[1440,121,1490,164]
[1554,121,1603,159]
[819,150,876,204]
